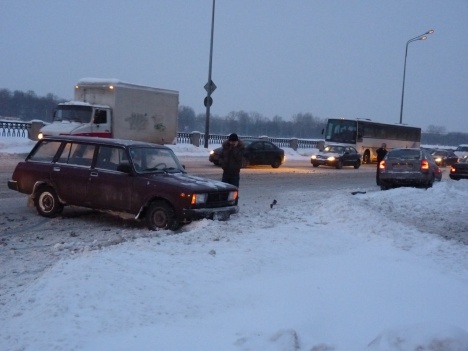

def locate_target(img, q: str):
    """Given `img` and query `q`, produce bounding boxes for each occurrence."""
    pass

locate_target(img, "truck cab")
[38,102,112,139]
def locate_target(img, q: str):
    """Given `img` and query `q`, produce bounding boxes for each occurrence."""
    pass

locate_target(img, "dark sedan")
[449,157,468,180]
[379,148,442,190]
[310,144,361,169]
[431,149,459,167]
[209,139,285,168]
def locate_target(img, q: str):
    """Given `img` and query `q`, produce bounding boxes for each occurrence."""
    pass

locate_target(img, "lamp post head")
[399,28,434,125]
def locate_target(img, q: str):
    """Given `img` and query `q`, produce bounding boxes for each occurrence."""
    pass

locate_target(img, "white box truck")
[37,78,179,144]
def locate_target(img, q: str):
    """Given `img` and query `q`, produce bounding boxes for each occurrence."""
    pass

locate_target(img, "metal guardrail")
[0,120,31,138]
[0,120,323,150]
[174,132,322,150]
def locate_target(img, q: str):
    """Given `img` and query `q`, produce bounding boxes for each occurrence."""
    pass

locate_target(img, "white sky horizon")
[1,1,467,134]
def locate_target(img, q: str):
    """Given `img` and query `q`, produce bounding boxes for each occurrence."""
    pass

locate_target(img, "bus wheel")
[363,151,371,164]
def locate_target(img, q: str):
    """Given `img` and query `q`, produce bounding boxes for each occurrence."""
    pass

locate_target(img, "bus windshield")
[324,119,357,143]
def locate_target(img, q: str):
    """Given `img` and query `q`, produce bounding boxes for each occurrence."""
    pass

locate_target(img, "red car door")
[85,146,134,212]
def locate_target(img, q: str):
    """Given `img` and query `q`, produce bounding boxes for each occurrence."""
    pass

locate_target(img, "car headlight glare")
[228,191,238,202]
[327,156,336,161]
[191,193,207,205]
[311,155,317,160]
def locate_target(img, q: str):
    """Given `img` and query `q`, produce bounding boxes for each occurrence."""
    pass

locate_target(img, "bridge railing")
[172,132,323,150]
[0,120,31,138]
[0,120,323,151]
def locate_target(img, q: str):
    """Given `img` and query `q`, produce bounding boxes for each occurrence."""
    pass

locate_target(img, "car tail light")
[421,160,429,170]
[379,160,385,170]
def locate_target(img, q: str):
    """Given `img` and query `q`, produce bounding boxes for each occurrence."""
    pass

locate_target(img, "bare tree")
[426,125,446,134]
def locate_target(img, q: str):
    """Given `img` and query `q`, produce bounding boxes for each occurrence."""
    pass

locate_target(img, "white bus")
[323,118,421,164]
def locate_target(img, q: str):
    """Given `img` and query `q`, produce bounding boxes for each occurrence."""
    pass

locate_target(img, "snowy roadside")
[1,137,468,350]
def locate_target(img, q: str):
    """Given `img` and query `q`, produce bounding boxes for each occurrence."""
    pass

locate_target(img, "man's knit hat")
[228,133,239,141]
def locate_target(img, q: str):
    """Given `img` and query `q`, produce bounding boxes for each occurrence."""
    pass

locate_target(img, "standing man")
[219,133,245,187]
[376,143,388,185]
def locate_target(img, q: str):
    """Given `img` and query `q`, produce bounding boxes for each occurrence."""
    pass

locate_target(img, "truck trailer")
[37,78,179,144]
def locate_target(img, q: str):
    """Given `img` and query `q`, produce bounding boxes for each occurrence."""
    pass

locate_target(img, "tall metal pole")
[204,0,216,148]
[399,41,411,124]
[399,29,434,124]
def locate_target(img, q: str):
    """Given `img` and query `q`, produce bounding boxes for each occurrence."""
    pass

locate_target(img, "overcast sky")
[1,1,467,133]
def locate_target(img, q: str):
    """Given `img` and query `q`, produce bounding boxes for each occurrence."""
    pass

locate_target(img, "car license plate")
[393,163,413,170]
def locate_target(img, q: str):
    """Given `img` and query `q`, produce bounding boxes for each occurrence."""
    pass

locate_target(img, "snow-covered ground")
[1,136,467,351]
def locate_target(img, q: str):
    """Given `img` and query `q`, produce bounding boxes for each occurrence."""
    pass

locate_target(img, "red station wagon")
[8,136,238,230]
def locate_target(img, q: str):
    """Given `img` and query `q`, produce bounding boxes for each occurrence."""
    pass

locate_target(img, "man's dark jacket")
[220,140,245,173]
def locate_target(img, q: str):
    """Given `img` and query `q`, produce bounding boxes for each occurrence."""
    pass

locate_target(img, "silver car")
[379,148,442,190]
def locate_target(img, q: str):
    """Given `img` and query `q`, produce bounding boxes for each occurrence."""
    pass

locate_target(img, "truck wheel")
[146,201,179,231]
[34,186,63,218]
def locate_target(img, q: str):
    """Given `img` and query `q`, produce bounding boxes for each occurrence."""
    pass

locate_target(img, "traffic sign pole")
[204,0,216,148]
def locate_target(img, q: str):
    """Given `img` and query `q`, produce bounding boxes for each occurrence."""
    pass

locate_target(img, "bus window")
[357,125,364,141]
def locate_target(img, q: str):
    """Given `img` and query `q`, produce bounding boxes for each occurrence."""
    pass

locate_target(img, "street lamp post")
[399,29,434,124]
[204,0,216,148]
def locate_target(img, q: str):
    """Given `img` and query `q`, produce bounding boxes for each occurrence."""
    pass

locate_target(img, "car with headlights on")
[449,156,468,180]
[8,136,238,230]
[310,144,361,169]
[430,149,459,167]
[379,148,442,190]
[209,139,285,168]
[454,144,468,159]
